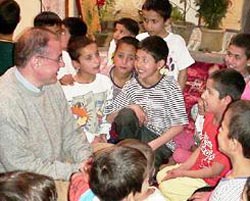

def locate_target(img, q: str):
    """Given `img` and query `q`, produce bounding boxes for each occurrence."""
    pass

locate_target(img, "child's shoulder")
[164,32,186,45]
[136,32,150,41]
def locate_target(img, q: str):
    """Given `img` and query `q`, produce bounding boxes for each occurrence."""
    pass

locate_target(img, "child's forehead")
[78,43,98,54]
[117,43,136,51]
[142,9,163,18]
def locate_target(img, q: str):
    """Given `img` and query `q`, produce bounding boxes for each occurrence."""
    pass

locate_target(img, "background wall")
[13,0,244,39]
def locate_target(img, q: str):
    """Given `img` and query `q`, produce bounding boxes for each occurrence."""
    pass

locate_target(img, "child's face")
[142,9,167,38]
[218,110,232,155]
[135,49,162,84]
[225,44,250,76]
[74,43,101,75]
[113,23,132,42]
[113,43,136,75]
[201,78,224,114]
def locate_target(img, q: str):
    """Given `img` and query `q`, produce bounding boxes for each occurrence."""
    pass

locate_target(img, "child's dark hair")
[138,35,169,62]
[142,0,172,21]
[62,17,87,37]
[67,36,95,61]
[114,18,140,36]
[0,0,20,34]
[34,11,62,27]
[209,69,245,101]
[226,100,250,159]
[115,36,139,52]
[0,171,57,201]
[230,33,250,59]
[89,145,147,201]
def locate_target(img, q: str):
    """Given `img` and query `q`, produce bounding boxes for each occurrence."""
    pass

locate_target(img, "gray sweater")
[0,67,92,180]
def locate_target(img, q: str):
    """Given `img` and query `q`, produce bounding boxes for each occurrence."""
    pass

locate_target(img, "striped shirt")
[105,76,188,146]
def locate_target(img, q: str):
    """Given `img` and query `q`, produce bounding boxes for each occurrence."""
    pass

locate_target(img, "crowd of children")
[1,0,250,200]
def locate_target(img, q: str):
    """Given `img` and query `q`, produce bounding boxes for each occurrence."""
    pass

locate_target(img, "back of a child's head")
[0,170,57,201]
[114,18,140,37]
[89,145,147,201]
[115,36,139,52]
[226,100,250,159]
[209,68,245,101]
[230,33,250,59]
[138,35,169,62]
[62,17,87,37]
[117,139,155,173]
[142,0,172,21]
[68,36,95,61]
[0,0,20,34]
[34,11,62,27]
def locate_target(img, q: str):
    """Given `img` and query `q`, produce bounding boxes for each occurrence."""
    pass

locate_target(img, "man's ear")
[30,56,40,69]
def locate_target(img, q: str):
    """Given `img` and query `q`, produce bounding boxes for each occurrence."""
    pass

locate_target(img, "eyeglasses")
[37,55,63,64]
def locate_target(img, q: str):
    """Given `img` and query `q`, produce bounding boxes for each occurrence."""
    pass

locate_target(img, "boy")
[136,0,194,90]
[189,100,250,200]
[0,0,20,75]
[62,36,113,143]
[107,17,139,66]
[157,69,246,201]
[106,36,188,168]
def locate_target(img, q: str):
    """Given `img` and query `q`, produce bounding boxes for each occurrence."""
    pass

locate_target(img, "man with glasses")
[0,27,92,199]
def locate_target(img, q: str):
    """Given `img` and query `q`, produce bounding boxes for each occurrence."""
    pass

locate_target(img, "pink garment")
[241,81,250,100]
[172,148,192,163]
[69,173,90,201]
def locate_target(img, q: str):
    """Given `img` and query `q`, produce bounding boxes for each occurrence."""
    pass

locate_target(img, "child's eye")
[118,54,124,59]
[128,56,135,61]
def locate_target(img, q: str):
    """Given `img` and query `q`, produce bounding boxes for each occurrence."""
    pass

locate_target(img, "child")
[175,33,250,164]
[33,11,62,35]
[117,139,166,200]
[105,35,188,168]
[0,0,20,75]
[136,0,194,90]
[189,100,250,201]
[69,145,148,201]
[242,177,250,201]
[58,17,88,85]
[106,17,139,66]
[108,36,139,99]
[157,69,246,201]
[62,36,113,143]
[0,170,57,200]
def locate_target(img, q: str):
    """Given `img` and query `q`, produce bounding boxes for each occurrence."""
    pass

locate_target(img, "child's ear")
[157,59,166,71]
[223,95,232,106]
[72,60,80,70]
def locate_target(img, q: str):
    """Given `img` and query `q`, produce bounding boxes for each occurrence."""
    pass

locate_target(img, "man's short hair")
[89,146,147,201]
[142,0,172,21]
[209,68,246,101]
[0,0,20,34]
[14,27,58,67]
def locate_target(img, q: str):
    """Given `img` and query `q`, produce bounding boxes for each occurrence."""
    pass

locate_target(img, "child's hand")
[128,104,147,126]
[59,74,74,85]
[161,168,185,181]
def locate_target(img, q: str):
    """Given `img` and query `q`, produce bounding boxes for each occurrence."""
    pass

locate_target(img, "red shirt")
[191,113,231,186]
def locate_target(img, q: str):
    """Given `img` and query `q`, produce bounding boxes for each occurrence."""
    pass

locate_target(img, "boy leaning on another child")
[157,69,246,201]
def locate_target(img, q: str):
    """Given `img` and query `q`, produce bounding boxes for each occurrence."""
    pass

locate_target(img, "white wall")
[14,0,40,39]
